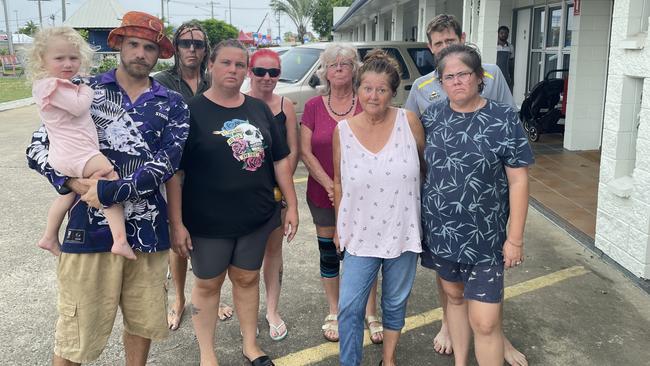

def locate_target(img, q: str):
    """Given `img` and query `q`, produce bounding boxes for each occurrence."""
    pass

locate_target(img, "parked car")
[274,41,435,119]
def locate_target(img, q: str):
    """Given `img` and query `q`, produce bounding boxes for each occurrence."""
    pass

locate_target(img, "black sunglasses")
[251,67,281,78]
[177,39,206,50]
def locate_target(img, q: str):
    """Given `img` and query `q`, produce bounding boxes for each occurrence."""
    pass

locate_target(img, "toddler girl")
[28,26,135,260]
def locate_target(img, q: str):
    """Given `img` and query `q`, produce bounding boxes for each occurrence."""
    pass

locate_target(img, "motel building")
[333,0,650,283]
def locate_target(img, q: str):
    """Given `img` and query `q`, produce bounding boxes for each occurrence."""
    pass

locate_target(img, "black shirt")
[181,94,289,238]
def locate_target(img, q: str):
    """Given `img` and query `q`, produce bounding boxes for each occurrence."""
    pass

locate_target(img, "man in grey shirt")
[406,14,527,366]
[405,15,515,118]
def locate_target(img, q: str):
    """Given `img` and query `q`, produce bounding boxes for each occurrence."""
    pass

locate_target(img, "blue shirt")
[26,69,190,253]
[421,99,534,265]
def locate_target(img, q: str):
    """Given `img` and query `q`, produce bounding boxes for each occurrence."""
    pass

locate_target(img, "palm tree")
[18,21,39,36]
[270,0,315,44]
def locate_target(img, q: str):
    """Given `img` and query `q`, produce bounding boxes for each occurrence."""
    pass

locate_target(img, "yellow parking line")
[275,265,590,365]
[293,177,308,183]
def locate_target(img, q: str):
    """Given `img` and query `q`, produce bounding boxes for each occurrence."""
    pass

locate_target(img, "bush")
[95,56,118,74]
[153,61,173,72]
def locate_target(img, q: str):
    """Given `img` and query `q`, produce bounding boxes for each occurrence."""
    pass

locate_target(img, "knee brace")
[318,236,340,278]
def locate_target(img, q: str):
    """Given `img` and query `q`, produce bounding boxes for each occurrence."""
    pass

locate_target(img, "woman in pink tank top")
[333,50,425,365]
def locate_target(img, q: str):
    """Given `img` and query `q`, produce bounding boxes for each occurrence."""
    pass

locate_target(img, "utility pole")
[160,0,164,22]
[14,10,18,31]
[276,11,280,44]
[228,0,231,25]
[207,1,217,20]
[61,0,66,22]
[1,0,14,54]
[28,0,52,28]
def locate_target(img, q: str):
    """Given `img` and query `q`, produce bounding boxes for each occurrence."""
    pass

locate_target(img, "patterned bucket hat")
[107,11,174,59]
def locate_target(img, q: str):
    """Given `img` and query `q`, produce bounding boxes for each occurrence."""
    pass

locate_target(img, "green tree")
[270,0,314,44]
[77,29,89,41]
[283,31,296,43]
[18,20,38,36]
[198,18,238,46]
[312,0,353,40]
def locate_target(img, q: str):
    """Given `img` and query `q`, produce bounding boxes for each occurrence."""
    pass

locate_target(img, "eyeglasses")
[177,39,206,50]
[440,71,474,84]
[327,61,354,70]
[360,86,390,96]
[251,67,281,77]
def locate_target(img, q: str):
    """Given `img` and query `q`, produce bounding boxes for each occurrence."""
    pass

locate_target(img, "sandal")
[365,315,384,344]
[266,315,288,341]
[321,314,339,342]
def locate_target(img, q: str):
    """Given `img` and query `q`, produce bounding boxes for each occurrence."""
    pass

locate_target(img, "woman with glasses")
[301,43,383,344]
[333,49,425,366]
[420,44,533,366]
[167,39,298,366]
[246,48,299,341]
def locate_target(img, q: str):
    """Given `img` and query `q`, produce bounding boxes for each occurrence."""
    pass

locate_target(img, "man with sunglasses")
[405,14,527,366]
[154,22,235,332]
[405,14,515,118]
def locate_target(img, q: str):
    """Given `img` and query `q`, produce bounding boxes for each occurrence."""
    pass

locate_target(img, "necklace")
[328,92,355,117]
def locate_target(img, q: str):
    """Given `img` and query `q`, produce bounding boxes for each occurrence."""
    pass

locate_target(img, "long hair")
[27,26,94,81]
[172,21,210,78]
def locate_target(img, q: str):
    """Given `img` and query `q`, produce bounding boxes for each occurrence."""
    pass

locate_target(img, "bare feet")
[504,337,528,366]
[37,235,61,256]
[111,241,137,260]
[433,322,454,355]
[218,303,233,321]
[167,300,185,330]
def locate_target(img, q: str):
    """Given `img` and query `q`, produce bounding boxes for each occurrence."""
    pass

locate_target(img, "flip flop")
[167,305,185,331]
[322,314,339,342]
[365,315,384,344]
[266,315,288,341]
[218,303,233,321]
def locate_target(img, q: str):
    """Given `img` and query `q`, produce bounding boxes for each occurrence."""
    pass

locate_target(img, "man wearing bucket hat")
[26,11,189,366]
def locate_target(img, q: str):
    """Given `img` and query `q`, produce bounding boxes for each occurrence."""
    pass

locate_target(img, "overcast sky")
[2,0,304,37]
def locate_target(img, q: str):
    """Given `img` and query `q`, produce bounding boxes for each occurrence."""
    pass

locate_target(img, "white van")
[274,42,436,119]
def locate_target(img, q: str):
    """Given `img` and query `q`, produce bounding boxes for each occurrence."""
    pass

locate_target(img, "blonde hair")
[315,43,360,95]
[27,26,94,81]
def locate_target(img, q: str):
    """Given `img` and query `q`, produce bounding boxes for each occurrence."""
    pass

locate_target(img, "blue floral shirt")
[26,69,189,253]
[421,99,534,265]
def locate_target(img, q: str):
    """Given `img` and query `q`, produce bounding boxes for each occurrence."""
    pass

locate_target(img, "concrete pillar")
[418,0,437,42]
[377,13,386,41]
[596,0,650,279]
[392,4,404,41]
[564,0,612,150]
[475,0,500,64]
[463,0,478,43]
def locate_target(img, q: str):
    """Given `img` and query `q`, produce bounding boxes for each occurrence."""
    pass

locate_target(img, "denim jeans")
[338,251,418,366]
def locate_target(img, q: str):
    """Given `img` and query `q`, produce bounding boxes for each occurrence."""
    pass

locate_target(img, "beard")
[121,59,154,78]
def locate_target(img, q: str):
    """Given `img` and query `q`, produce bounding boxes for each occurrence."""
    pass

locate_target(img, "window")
[565,4,574,46]
[407,47,435,76]
[546,6,562,48]
[279,48,322,83]
[528,52,542,91]
[532,8,546,49]
[358,48,410,79]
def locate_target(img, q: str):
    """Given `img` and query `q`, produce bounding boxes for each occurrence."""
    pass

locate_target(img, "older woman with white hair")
[300,43,383,344]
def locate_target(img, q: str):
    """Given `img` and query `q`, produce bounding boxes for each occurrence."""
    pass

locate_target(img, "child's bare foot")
[38,236,61,256]
[218,303,234,321]
[504,337,528,366]
[433,322,453,355]
[112,241,137,260]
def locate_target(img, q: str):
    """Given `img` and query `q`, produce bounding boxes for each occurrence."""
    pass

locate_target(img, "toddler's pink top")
[336,108,422,258]
[301,95,363,208]
[33,77,100,177]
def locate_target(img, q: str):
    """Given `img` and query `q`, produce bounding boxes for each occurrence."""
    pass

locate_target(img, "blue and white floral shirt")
[26,69,189,254]
[421,99,534,265]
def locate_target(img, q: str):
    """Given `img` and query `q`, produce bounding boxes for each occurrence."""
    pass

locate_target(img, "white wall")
[563,0,612,150]
[596,0,650,279]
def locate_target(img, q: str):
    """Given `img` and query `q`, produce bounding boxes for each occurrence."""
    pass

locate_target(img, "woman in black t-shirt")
[167,39,298,366]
